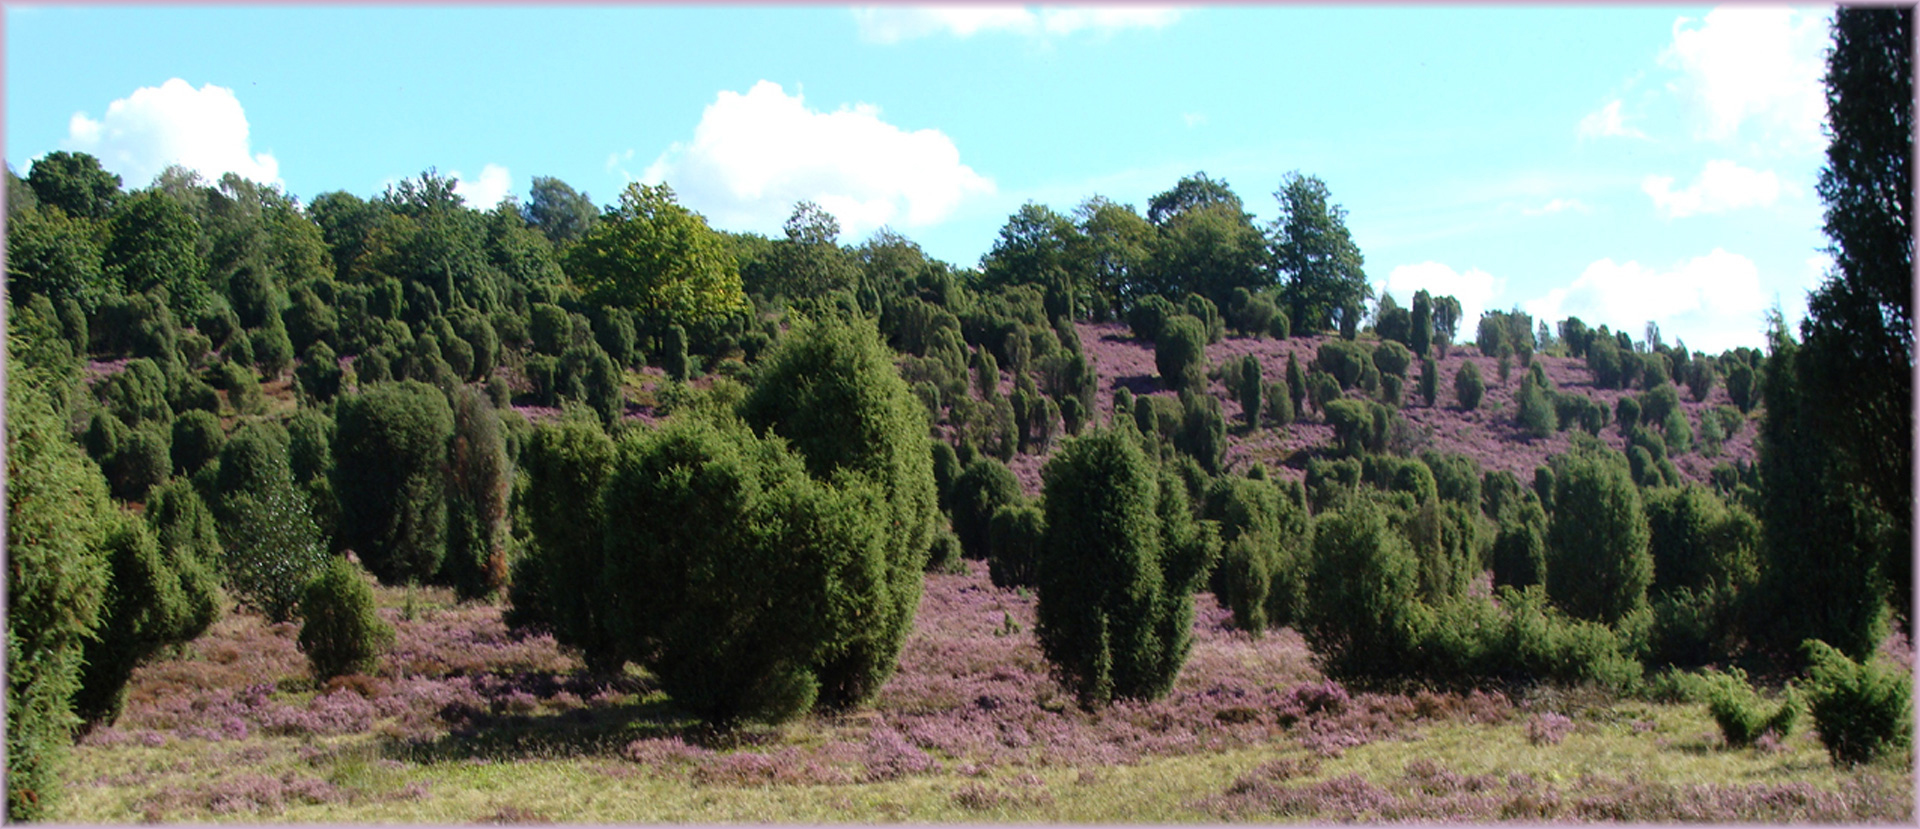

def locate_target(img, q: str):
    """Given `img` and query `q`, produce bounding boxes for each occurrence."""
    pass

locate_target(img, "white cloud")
[1374,261,1507,331]
[1523,197,1589,216]
[852,5,1180,43]
[1522,248,1770,352]
[1660,6,1829,151]
[451,164,513,209]
[643,80,995,239]
[62,78,280,189]
[1642,159,1782,218]
[1182,112,1207,128]
[1576,99,1646,140]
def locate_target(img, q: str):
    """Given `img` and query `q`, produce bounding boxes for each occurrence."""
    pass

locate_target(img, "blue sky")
[7,5,1837,352]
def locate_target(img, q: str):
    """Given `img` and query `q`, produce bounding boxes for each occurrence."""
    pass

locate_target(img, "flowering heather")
[1527,712,1576,746]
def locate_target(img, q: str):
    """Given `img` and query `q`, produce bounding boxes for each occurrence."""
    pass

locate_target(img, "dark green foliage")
[988,503,1046,589]
[1682,357,1716,402]
[1545,449,1651,625]
[740,316,939,709]
[1404,499,1480,603]
[7,370,114,821]
[1183,293,1226,343]
[1216,534,1273,633]
[1725,361,1756,413]
[1305,456,1363,513]
[950,457,1022,561]
[600,417,887,725]
[1640,382,1680,427]
[1263,381,1294,428]
[1419,356,1438,406]
[1173,393,1226,474]
[1586,334,1626,389]
[1616,395,1642,434]
[1802,639,1912,766]
[925,529,963,574]
[1300,498,1423,682]
[1515,374,1554,439]
[251,320,296,379]
[296,340,343,403]
[529,303,569,355]
[1753,326,1889,661]
[1306,370,1341,415]
[1661,407,1693,454]
[1372,340,1412,379]
[97,357,171,427]
[1128,293,1178,342]
[1703,667,1799,748]
[1491,498,1548,589]
[286,408,333,486]
[1482,469,1524,523]
[212,419,292,517]
[1643,485,1759,600]
[663,323,690,381]
[1532,465,1555,512]
[442,387,511,600]
[1204,474,1312,633]
[509,418,620,670]
[929,440,961,511]
[102,422,171,502]
[26,150,121,220]
[1410,290,1433,357]
[1313,338,1369,389]
[1154,314,1208,394]
[298,557,395,682]
[332,381,453,585]
[1235,354,1262,426]
[74,515,219,726]
[107,190,213,318]
[1285,352,1306,414]
[1421,451,1482,508]
[1036,429,1216,705]
[1323,398,1389,458]
[1454,360,1484,410]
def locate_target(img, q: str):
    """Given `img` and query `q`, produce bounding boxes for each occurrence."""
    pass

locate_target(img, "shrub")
[1491,499,1548,589]
[950,457,1022,561]
[1802,639,1913,766]
[1323,399,1379,458]
[987,503,1046,589]
[1127,294,1177,342]
[508,418,620,670]
[1036,429,1216,705]
[1640,382,1681,425]
[925,529,963,574]
[105,422,171,502]
[286,408,333,486]
[140,480,223,635]
[1546,450,1651,625]
[1454,361,1484,410]
[1235,354,1263,426]
[1314,339,1370,389]
[1515,376,1554,439]
[1285,353,1306,413]
[1204,474,1311,632]
[221,484,329,623]
[1725,361,1756,413]
[297,557,395,682]
[600,417,888,725]
[332,381,453,585]
[1702,668,1798,748]
[296,340,344,403]
[251,320,296,379]
[73,515,220,726]
[1173,392,1227,474]
[1643,485,1759,598]
[1154,314,1208,394]
[1372,340,1412,378]
[740,316,939,709]
[1307,370,1342,415]
[7,373,114,821]
[1300,498,1423,682]
[1263,381,1294,428]
[530,303,570,355]
[1662,407,1694,454]
[1683,357,1716,402]
[1419,356,1438,406]
[442,386,510,600]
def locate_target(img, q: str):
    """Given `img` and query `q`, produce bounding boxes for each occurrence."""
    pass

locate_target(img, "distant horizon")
[6,4,1838,352]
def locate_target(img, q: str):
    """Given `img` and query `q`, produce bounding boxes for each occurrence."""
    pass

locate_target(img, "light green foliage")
[1372,340,1412,378]
[221,483,328,624]
[1662,406,1694,454]
[6,368,114,821]
[568,182,748,325]
[1313,338,1370,389]
[1802,639,1912,766]
[1036,429,1216,705]
[1545,449,1651,625]
[298,557,395,682]
[1702,667,1799,748]
[332,381,453,585]
[740,316,938,709]
[1515,373,1554,439]
[73,515,217,726]
[106,190,213,319]
[601,417,887,725]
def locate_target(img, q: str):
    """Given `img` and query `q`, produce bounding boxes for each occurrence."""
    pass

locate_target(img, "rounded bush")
[332,381,453,585]
[987,502,1046,589]
[1803,639,1912,766]
[298,556,395,682]
[1300,497,1423,682]
[950,457,1021,561]
[1454,361,1484,410]
[1154,314,1208,394]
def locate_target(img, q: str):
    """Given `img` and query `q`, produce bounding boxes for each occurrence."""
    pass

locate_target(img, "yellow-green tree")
[566,183,746,325]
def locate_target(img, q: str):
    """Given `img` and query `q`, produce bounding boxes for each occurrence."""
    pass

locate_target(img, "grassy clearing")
[51,562,1913,823]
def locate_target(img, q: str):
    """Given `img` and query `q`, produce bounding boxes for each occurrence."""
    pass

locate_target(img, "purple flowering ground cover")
[54,562,1912,823]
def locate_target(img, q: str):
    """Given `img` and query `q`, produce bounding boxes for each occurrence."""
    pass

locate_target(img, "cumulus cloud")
[452,164,514,210]
[1642,159,1782,218]
[63,78,280,188]
[1522,249,1770,352]
[853,5,1180,43]
[643,80,995,239]
[1374,262,1507,331]
[1660,6,1829,151]
[1576,99,1645,140]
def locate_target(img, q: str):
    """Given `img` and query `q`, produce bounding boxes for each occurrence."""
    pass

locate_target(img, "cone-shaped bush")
[1454,360,1484,410]
[1035,428,1216,705]
[1546,449,1651,625]
[987,502,1046,589]
[508,417,620,670]
[442,386,510,600]
[601,416,887,726]
[1154,314,1208,394]
[950,457,1021,561]
[740,316,938,709]
[1300,497,1424,682]
[332,380,453,585]
[298,556,395,682]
